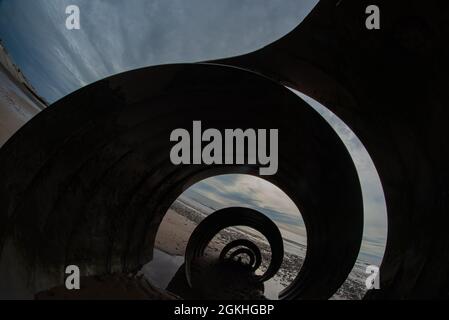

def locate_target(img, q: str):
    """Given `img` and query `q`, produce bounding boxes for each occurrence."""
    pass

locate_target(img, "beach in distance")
[143,196,369,300]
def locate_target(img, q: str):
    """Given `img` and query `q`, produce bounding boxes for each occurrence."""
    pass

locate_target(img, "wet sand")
[152,199,306,299]
[0,64,43,147]
[155,207,226,257]
[151,199,367,300]
[155,209,196,256]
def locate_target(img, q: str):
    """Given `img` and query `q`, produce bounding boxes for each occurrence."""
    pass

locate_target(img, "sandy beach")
[147,198,368,300]
[150,199,307,299]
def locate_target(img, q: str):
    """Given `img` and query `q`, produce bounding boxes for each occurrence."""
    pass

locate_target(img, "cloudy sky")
[182,174,306,241]
[0,0,387,264]
[0,0,317,103]
[295,91,388,264]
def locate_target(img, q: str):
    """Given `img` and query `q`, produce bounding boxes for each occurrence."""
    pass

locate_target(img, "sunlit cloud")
[193,174,300,216]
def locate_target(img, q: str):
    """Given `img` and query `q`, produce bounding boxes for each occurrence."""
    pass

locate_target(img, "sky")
[295,91,388,264]
[182,174,307,244]
[0,0,387,264]
[0,0,318,103]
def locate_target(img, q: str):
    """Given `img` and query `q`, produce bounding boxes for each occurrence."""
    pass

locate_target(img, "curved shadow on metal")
[185,207,283,287]
[212,0,449,299]
[0,0,444,299]
[0,63,363,299]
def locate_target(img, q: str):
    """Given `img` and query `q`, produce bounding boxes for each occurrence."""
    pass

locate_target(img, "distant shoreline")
[153,197,368,300]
